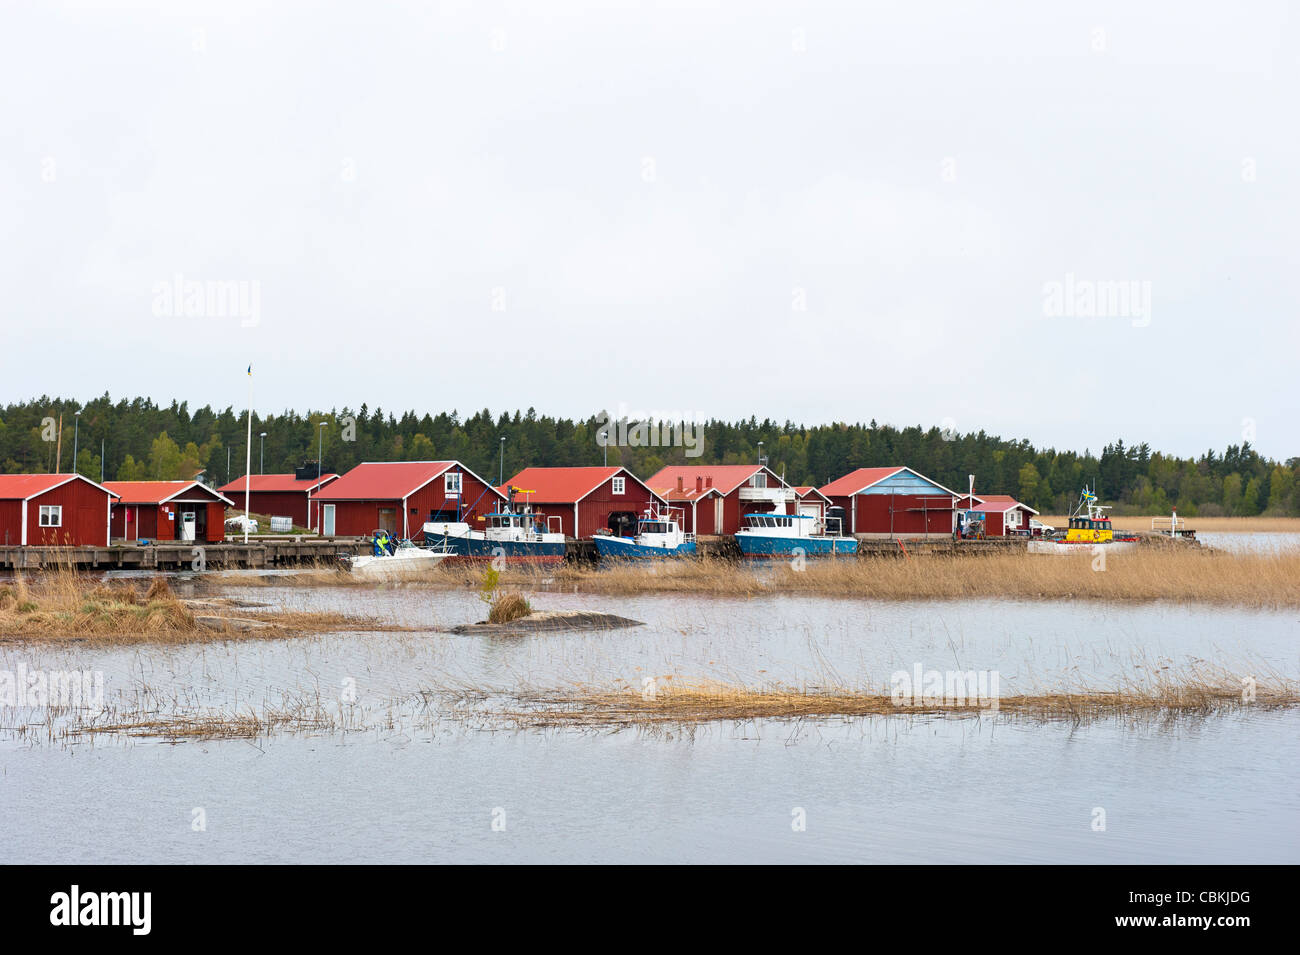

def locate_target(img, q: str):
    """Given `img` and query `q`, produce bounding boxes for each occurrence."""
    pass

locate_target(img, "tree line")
[2,394,1297,517]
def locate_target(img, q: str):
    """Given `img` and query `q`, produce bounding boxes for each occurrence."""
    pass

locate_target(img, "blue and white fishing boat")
[734,511,857,558]
[422,489,566,564]
[592,505,696,560]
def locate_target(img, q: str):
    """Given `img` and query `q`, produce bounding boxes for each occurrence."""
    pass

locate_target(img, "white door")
[322,504,336,536]
[714,498,724,534]
[180,511,197,542]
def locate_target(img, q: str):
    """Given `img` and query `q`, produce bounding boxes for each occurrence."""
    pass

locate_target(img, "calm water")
[2,582,1297,863]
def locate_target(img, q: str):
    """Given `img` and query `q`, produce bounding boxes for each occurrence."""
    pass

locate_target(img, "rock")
[446,610,643,635]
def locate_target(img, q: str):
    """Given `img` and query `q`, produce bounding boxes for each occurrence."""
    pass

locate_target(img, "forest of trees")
[2,394,1298,517]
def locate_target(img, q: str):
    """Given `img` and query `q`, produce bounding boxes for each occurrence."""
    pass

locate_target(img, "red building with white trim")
[311,461,503,540]
[644,465,792,536]
[954,494,1039,537]
[501,467,664,538]
[0,474,117,547]
[218,472,339,530]
[106,481,233,544]
[793,486,832,522]
[820,467,957,539]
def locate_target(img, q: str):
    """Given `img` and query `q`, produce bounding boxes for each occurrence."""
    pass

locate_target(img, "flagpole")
[244,366,253,544]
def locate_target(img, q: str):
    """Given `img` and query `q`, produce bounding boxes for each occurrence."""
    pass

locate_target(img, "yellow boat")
[1028,487,1139,554]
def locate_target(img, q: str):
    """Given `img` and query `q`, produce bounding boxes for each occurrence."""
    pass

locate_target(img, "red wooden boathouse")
[819,467,958,539]
[105,481,233,544]
[0,474,117,547]
[311,461,503,540]
[500,467,664,538]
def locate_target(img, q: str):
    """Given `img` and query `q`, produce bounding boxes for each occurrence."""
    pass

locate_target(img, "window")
[611,476,625,495]
[750,473,767,488]
[444,472,462,495]
[39,505,62,527]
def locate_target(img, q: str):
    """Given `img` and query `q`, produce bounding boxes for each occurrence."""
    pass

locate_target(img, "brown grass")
[487,591,533,624]
[0,568,418,645]
[498,674,1298,729]
[1040,515,1300,533]
[425,548,1300,607]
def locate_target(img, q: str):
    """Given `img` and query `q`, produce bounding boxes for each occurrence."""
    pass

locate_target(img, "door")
[714,498,724,535]
[377,507,397,533]
[322,504,336,536]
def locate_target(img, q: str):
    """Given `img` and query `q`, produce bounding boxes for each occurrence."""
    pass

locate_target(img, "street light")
[499,436,506,485]
[259,432,267,474]
[72,410,80,476]
[317,422,327,533]
[601,432,608,467]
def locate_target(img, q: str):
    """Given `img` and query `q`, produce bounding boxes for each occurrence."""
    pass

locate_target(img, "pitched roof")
[502,467,665,505]
[103,481,233,506]
[218,473,338,494]
[966,496,1039,515]
[312,461,503,502]
[793,486,831,503]
[819,466,957,498]
[645,465,774,496]
[649,484,722,503]
[0,473,118,501]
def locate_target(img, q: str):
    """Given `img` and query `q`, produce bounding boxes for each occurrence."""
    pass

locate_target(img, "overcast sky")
[3,1,1297,459]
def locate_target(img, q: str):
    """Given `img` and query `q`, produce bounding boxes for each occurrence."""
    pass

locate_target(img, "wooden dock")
[0,537,369,571]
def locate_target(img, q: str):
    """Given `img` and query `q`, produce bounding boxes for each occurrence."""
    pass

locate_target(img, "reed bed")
[0,567,411,645]
[429,548,1300,607]
[497,673,1298,729]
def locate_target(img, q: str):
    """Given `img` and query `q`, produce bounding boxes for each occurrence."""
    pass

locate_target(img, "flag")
[247,364,252,376]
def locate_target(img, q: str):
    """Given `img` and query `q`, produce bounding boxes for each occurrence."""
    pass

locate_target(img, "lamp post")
[499,436,506,485]
[757,441,764,466]
[259,432,267,474]
[317,422,327,533]
[601,432,607,467]
[72,410,80,476]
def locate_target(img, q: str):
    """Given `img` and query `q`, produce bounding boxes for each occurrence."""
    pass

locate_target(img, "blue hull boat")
[593,535,696,560]
[734,534,856,558]
[442,535,566,564]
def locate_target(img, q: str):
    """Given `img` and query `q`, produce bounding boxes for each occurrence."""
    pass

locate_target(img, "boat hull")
[592,535,696,560]
[1027,539,1139,555]
[735,534,858,558]
[446,536,566,564]
[350,551,450,580]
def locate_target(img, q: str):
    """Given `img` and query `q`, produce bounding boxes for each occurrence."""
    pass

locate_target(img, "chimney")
[676,476,684,492]
[695,476,703,493]
[705,476,712,488]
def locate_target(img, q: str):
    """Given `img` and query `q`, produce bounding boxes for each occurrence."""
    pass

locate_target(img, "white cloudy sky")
[3,1,1297,459]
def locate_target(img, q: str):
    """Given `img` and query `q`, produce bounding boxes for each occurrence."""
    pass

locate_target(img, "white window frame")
[750,473,767,488]
[39,504,62,527]
[1005,509,1022,527]
[611,476,625,495]
[444,472,462,495]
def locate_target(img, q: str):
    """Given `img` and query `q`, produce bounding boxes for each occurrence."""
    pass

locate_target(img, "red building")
[793,486,833,522]
[0,474,117,547]
[648,477,724,535]
[106,481,233,544]
[954,494,1039,537]
[218,472,339,530]
[311,461,503,539]
[820,467,957,539]
[644,465,792,536]
[500,467,664,538]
